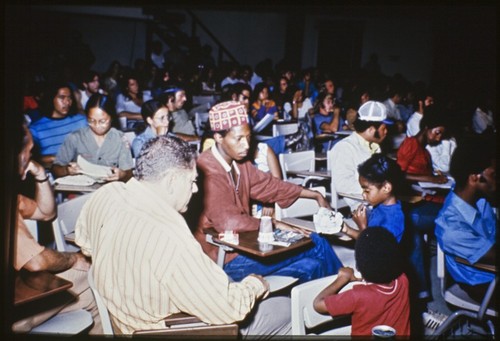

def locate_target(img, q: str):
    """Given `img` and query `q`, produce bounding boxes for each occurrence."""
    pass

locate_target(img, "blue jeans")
[407,201,443,298]
[223,233,343,284]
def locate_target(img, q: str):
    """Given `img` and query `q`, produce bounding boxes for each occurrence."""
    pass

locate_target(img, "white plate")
[264,275,299,292]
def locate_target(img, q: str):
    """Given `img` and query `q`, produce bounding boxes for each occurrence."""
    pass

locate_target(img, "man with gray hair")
[75,135,291,336]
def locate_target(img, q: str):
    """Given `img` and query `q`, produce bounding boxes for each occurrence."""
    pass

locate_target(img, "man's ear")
[213,132,223,144]
[469,173,481,185]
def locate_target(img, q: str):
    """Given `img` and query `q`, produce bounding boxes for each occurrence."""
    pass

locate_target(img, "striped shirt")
[29,114,88,156]
[75,178,266,334]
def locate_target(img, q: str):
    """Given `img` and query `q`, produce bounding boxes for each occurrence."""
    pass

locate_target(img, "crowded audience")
[14,30,497,339]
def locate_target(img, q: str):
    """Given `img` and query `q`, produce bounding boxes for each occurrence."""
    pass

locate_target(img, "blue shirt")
[30,114,88,156]
[132,126,176,158]
[368,200,405,243]
[435,191,496,285]
[313,112,343,152]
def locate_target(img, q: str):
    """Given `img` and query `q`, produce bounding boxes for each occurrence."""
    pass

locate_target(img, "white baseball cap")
[358,101,393,124]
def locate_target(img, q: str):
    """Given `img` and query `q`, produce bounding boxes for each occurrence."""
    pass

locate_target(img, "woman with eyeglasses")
[131,100,174,158]
[52,93,134,182]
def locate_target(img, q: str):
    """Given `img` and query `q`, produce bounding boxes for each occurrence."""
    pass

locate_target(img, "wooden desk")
[15,270,73,306]
[206,227,313,259]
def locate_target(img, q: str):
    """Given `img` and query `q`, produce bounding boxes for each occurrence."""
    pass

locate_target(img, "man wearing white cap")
[194,101,343,284]
[328,100,392,211]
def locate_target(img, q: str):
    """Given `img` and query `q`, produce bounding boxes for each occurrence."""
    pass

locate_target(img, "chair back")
[52,193,92,252]
[279,150,315,182]
[291,274,353,335]
[275,186,325,221]
[88,266,114,335]
[24,219,38,241]
[273,122,298,137]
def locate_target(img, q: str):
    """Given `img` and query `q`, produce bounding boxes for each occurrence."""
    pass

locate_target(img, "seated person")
[396,108,449,302]
[13,124,100,334]
[116,73,152,124]
[52,94,134,182]
[250,82,278,134]
[342,154,406,243]
[194,101,343,284]
[161,87,199,140]
[75,136,292,336]
[131,100,172,158]
[314,227,410,337]
[329,101,391,212]
[435,141,496,304]
[283,86,313,122]
[312,92,342,152]
[29,82,88,169]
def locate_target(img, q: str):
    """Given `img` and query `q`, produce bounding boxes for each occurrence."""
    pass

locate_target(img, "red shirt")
[396,136,433,175]
[325,273,411,336]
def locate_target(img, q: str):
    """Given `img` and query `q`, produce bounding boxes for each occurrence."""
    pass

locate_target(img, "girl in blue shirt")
[342,154,406,242]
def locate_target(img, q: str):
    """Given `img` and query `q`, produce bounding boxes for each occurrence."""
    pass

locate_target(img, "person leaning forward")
[75,135,291,337]
[194,101,343,284]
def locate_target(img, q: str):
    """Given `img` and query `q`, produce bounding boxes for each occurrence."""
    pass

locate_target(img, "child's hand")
[338,267,363,283]
[352,204,367,230]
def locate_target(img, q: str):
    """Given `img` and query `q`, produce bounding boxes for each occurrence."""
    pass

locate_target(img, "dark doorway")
[316,20,364,82]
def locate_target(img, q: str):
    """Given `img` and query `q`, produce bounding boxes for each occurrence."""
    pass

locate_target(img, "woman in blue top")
[312,92,342,152]
[341,154,406,243]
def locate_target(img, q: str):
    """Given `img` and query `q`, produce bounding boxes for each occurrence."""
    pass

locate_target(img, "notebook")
[77,155,112,181]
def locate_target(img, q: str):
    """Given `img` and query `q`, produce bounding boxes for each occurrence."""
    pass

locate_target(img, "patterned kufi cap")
[209,101,248,131]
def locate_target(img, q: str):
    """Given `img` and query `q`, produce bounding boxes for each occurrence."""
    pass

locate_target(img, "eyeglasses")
[88,119,110,127]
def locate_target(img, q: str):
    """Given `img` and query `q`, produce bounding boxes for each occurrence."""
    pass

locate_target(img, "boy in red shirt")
[313,227,410,336]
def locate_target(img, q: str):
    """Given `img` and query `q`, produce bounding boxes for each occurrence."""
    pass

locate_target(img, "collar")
[449,191,478,226]
[354,132,380,154]
[211,144,240,175]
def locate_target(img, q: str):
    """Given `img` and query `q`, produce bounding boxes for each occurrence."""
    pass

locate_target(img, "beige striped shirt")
[75,178,266,334]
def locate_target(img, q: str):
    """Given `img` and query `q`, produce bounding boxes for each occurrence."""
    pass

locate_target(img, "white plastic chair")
[52,194,93,252]
[279,150,323,186]
[30,310,93,335]
[273,122,298,137]
[24,219,38,241]
[430,244,497,338]
[275,186,325,221]
[87,267,114,335]
[291,274,354,335]
[252,113,275,134]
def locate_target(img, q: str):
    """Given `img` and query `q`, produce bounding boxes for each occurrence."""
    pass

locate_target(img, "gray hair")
[134,136,197,182]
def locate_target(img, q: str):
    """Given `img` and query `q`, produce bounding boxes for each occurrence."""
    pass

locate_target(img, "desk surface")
[54,182,102,193]
[206,228,313,258]
[15,271,73,306]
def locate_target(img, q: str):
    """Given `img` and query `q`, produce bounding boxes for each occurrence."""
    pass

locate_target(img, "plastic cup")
[119,117,127,130]
[258,216,274,242]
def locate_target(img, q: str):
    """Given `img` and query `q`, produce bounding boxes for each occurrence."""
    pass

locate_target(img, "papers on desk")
[54,174,96,186]
[418,176,454,189]
[77,155,112,181]
[264,275,299,292]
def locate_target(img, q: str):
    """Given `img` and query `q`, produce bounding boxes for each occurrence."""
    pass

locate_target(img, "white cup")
[258,216,274,242]
[119,116,127,130]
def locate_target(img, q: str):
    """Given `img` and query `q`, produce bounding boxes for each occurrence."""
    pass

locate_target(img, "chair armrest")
[454,256,497,273]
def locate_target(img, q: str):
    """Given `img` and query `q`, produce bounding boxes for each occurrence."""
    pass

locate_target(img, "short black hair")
[358,154,405,195]
[355,227,403,283]
[450,138,494,189]
[419,104,447,131]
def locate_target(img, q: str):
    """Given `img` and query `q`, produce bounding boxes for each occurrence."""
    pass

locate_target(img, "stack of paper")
[77,155,112,181]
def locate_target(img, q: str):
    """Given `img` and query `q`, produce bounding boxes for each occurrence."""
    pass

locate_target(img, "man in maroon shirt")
[194,101,343,283]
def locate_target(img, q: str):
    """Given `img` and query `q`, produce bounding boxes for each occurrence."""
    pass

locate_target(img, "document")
[77,155,112,181]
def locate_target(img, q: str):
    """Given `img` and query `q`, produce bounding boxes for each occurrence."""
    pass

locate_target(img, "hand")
[249,274,270,299]
[352,204,367,230]
[23,160,45,181]
[273,220,311,237]
[72,253,91,271]
[337,267,363,282]
[261,206,275,218]
[66,162,82,175]
[432,173,448,184]
[316,193,330,209]
[105,167,121,182]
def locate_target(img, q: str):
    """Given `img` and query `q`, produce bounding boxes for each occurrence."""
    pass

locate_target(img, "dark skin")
[453,161,496,265]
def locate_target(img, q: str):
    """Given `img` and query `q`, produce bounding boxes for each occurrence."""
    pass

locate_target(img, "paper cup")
[119,116,127,130]
[258,216,274,242]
